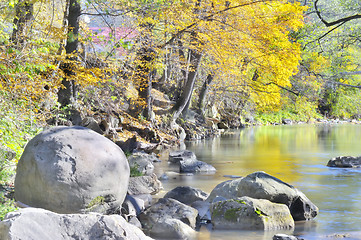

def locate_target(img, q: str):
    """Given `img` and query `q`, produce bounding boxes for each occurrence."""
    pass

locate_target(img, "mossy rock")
[210,196,294,230]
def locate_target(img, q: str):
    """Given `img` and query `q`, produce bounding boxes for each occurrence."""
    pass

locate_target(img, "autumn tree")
[115,0,306,125]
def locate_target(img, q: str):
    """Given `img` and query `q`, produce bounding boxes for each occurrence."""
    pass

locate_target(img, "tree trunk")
[10,0,34,45]
[172,49,202,121]
[57,0,81,108]
[197,73,214,116]
[172,0,203,121]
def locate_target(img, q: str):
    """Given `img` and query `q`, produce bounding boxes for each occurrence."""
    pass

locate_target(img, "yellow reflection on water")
[190,124,361,185]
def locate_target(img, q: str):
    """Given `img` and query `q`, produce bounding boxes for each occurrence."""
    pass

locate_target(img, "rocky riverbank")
[0,126,322,239]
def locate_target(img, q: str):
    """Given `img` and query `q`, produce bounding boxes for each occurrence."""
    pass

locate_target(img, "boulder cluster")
[0,126,319,240]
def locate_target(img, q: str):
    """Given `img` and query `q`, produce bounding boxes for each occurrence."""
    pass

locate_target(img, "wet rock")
[207,178,243,202]
[0,208,152,240]
[168,150,216,173]
[211,196,294,230]
[139,198,198,230]
[273,233,303,240]
[159,171,180,180]
[237,171,318,221]
[327,156,361,168]
[180,159,216,173]
[14,126,130,214]
[169,150,197,164]
[164,186,209,205]
[128,174,163,195]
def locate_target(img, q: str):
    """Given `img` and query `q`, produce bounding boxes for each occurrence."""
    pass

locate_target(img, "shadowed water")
[155,124,361,240]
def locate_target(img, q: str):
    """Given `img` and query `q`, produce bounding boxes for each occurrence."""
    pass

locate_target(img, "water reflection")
[158,124,361,239]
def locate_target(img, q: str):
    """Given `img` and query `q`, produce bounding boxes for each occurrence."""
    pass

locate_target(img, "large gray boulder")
[14,126,130,214]
[206,178,243,202]
[211,196,294,230]
[237,171,318,221]
[327,156,361,168]
[164,186,209,205]
[139,198,198,230]
[0,208,153,240]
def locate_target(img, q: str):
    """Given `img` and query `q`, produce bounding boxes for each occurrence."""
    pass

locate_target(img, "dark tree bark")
[57,0,81,108]
[10,0,34,45]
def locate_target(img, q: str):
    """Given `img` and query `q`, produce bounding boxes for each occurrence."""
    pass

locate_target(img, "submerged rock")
[14,126,130,214]
[325,232,361,239]
[211,196,294,230]
[0,208,152,240]
[180,158,216,173]
[327,156,361,168]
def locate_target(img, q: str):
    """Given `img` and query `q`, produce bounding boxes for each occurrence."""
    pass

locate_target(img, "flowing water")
[154,124,361,240]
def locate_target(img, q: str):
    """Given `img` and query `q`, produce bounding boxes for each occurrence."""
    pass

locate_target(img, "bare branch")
[314,0,361,27]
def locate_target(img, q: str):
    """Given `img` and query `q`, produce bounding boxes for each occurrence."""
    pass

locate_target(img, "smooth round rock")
[15,126,130,214]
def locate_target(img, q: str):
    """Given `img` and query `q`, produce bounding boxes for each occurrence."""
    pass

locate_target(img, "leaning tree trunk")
[172,48,202,121]
[10,0,34,45]
[57,0,81,108]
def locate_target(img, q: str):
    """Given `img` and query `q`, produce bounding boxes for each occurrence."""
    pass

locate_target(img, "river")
[155,123,361,240]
